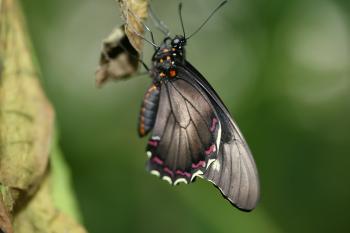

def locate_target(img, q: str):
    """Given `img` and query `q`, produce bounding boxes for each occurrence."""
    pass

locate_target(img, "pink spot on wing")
[163,167,174,177]
[210,118,218,132]
[152,156,163,165]
[205,144,216,156]
[175,170,191,178]
[148,140,158,147]
[192,161,206,169]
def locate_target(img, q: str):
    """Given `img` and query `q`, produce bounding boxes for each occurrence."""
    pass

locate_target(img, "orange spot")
[159,59,164,63]
[169,69,176,77]
[172,48,176,51]
[163,49,169,52]
[150,85,157,91]
[139,115,145,135]
[145,85,157,98]
[139,125,145,136]
[160,72,166,78]
[166,56,171,60]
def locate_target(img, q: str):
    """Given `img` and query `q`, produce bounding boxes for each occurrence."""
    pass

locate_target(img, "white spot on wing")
[150,170,160,177]
[146,151,152,158]
[216,121,222,152]
[211,159,221,172]
[206,158,216,169]
[174,178,188,185]
[162,176,172,185]
[152,136,160,140]
[191,170,203,182]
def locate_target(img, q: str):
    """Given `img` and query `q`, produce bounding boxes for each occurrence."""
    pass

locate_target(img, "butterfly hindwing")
[146,78,221,185]
[177,61,260,211]
[204,131,260,211]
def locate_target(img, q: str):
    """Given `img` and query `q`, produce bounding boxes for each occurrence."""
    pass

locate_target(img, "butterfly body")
[138,36,186,137]
[150,35,186,84]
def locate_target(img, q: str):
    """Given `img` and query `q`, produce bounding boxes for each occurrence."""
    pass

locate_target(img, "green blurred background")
[20,0,350,232]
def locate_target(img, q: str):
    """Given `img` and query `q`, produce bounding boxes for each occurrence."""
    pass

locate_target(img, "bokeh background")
[20,0,350,232]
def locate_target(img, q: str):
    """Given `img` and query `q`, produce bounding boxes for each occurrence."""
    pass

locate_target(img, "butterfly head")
[153,36,186,60]
[171,35,186,50]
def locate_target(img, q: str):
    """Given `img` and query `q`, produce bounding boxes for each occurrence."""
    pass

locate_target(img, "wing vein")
[228,145,233,196]
[165,119,176,161]
[241,145,251,207]
[236,141,243,203]
[174,127,181,170]
[185,129,195,163]
[176,77,213,108]
[217,149,224,186]
[165,82,181,125]
[171,81,212,132]
[190,118,206,149]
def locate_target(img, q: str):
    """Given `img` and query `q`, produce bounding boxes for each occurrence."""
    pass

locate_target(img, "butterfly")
[134,1,260,211]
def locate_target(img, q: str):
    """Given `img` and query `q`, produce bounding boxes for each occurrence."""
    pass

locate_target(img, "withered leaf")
[0,194,13,233]
[0,0,53,193]
[96,0,149,86]
[96,26,139,86]
[118,0,149,53]
[13,175,87,233]
[1,0,88,232]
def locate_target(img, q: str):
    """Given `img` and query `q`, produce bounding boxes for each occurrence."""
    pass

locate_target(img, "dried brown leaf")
[0,194,13,233]
[13,175,87,233]
[95,26,139,86]
[96,0,149,86]
[0,0,53,192]
[0,1,87,232]
[118,0,149,53]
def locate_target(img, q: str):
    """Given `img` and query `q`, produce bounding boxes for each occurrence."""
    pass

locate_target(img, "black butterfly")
[135,1,259,211]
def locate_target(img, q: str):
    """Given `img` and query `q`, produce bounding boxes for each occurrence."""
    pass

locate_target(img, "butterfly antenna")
[126,9,159,49]
[186,0,228,40]
[178,2,186,38]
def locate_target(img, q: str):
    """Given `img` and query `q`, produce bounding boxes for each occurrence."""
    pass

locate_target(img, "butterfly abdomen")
[138,84,160,137]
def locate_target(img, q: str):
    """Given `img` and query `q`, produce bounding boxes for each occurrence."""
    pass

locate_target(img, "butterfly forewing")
[146,78,221,185]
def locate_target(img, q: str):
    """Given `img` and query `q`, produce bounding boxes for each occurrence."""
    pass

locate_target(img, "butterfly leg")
[126,9,158,49]
[148,5,170,36]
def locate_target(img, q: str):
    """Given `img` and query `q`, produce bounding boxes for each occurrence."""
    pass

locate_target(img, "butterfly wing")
[178,61,260,211]
[146,78,221,185]
[204,132,259,211]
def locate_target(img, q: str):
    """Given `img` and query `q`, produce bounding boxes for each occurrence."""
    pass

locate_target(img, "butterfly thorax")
[151,35,186,83]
